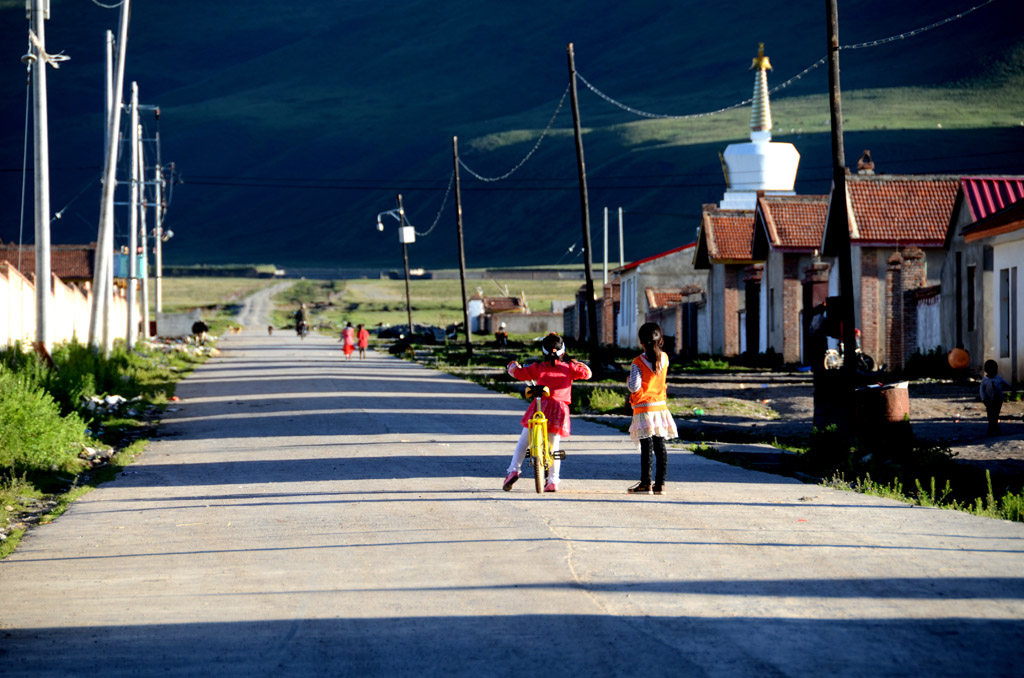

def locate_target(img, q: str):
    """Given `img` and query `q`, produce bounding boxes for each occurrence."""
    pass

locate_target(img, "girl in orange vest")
[627,322,677,495]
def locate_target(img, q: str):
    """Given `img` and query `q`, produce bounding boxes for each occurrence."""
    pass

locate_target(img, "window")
[1000,268,1010,358]
[966,265,976,332]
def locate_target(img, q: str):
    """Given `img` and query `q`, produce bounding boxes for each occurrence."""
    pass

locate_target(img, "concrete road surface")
[2,330,1023,677]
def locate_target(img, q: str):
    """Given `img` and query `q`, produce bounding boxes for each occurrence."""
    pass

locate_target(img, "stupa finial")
[749,43,773,135]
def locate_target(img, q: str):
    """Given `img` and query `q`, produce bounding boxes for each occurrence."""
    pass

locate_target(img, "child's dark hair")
[638,322,664,371]
[984,359,998,377]
[541,332,566,365]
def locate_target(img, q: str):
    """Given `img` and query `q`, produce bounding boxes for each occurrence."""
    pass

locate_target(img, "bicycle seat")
[524,385,551,400]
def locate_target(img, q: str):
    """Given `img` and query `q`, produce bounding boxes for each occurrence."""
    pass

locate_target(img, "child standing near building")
[502,333,592,492]
[980,359,1011,435]
[627,322,678,495]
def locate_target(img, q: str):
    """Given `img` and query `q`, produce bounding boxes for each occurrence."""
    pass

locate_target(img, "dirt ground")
[655,373,1024,477]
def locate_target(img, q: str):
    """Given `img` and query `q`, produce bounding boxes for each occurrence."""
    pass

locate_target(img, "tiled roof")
[846,175,959,245]
[0,244,96,281]
[645,285,703,309]
[616,242,695,273]
[756,195,828,250]
[483,297,523,313]
[700,206,757,261]
[960,177,1024,222]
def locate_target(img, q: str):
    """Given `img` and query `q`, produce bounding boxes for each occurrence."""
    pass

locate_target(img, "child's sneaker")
[627,482,651,494]
[502,472,519,491]
[544,481,558,492]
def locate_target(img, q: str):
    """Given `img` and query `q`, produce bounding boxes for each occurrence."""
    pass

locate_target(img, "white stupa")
[718,44,800,210]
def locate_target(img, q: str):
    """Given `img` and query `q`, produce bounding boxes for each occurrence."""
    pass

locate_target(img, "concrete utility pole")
[603,207,608,285]
[567,43,599,354]
[126,81,139,349]
[154,127,164,315]
[90,0,131,355]
[452,137,473,357]
[138,122,150,340]
[28,0,52,354]
[618,207,624,268]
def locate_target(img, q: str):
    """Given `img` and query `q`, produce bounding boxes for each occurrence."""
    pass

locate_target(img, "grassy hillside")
[1,0,1022,269]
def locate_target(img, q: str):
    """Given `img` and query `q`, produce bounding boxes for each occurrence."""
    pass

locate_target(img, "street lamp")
[376,194,415,339]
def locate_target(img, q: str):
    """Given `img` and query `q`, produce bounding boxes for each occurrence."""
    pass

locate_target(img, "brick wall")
[782,256,800,363]
[723,266,740,356]
[901,248,927,367]
[860,249,880,364]
[885,253,903,370]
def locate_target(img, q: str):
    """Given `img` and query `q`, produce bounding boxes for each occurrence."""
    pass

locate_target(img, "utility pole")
[618,207,624,267]
[825,0,859,424]
[28,0,52,354]
[397,194,414,336]
[138,122,150,340]
[603,207,608,285]
[126,81,139,349]
[567,43,599,354]
[452,136,473,357]
[154,121,164,315]
[90,0,130,355]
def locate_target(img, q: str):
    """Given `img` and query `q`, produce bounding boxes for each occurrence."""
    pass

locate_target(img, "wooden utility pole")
[397,194,414,336]
[90,0,130,355]
[452,137,473,357]
[28,0,52,353]
[825,0,860,418]
[567,43,599,354]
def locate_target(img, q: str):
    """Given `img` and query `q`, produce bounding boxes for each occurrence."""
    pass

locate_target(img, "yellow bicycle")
[524,384,565,494]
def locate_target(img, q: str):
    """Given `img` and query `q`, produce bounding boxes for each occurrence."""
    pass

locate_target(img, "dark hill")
[1,0,1023,269]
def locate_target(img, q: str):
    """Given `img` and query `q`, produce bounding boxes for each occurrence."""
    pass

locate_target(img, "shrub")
[0,369,89,478]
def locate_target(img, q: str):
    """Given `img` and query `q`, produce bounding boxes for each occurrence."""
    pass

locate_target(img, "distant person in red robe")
[357,324,370,359]
[340,322,355,359]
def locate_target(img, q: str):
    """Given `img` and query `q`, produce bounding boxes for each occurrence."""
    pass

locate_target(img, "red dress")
[508,359,592,436]
[342,327,355,356]
[357,328,370,349]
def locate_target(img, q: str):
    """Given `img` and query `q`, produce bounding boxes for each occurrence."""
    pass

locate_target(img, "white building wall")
[993,237,1024,384]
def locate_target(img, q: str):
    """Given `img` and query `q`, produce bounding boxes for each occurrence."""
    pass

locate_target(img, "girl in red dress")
[502,333,592,492]
[340,322,355,359]
[356,324,370,359]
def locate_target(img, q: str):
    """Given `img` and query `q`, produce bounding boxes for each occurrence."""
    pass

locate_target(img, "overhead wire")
[458,84,570,182]
[576,0,1002,121]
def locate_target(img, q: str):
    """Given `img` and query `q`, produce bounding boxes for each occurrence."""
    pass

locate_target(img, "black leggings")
[639,436,668,486]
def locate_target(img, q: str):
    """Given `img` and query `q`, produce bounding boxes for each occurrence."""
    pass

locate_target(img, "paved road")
[2,330,1023,677]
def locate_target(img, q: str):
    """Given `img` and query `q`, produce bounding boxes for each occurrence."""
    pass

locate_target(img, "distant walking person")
[980,359,1011,435]
[340,321,355,360]
[626,322,678,495]
[502,333,591,493]
[357,323,370,359]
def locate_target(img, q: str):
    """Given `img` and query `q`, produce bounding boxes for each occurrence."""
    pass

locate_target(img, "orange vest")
[629,354,669,414]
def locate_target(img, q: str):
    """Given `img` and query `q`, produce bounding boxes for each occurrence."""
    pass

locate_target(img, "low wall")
[1,263,132,347]
[482,312,563,336]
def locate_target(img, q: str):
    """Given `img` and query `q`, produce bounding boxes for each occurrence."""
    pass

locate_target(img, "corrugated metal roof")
[960,177,1024,222]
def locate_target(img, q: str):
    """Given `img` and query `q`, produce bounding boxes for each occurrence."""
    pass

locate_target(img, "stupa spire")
[749,43,773,136]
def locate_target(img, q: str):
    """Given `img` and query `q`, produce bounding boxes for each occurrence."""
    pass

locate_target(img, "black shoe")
[627,482,651,494]
[653,484,665,495]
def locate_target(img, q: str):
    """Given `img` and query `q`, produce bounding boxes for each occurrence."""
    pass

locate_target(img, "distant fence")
[1,263,132,348]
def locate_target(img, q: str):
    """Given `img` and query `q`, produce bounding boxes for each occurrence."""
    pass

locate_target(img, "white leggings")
[507,428,562,484]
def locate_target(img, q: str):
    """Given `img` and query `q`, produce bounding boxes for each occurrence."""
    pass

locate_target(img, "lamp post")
[376,194,415,338]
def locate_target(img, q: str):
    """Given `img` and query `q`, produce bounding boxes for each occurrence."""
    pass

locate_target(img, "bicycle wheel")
[530,427,545,494]
[858,352,875,372]
[823,350,840,370]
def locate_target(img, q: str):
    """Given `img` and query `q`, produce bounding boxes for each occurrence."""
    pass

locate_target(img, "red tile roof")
[645,285,703,309]
[756,195,828,250]
[0,244,96,281]
[700,206,756,261]
[960,177,1024,222]
[616,242,695,273]
[963,199,1024,243]
[845,175,959,245]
